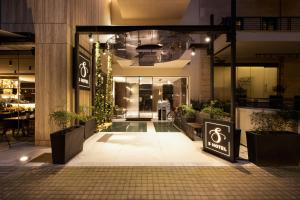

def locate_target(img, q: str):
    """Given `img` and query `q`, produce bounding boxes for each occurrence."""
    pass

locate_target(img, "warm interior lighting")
[191,48,196,56]
[88,34,94,43]
[19,156,29,162]
[205,36,211,43]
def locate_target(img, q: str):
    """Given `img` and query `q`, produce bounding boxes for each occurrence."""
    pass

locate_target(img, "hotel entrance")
[113,76,188,119]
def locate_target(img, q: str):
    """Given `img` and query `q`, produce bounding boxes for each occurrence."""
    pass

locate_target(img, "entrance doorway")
[113,76,188,119]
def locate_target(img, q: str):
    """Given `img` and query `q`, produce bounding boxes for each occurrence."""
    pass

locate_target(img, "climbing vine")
[94,42,113,125]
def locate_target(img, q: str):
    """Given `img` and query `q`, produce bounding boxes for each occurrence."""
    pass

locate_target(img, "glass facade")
[214,66,278,101]
[0,53,35,141]
[113,76,188,119]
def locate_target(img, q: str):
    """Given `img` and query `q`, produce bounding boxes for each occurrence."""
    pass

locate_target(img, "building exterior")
[0,0,300,146]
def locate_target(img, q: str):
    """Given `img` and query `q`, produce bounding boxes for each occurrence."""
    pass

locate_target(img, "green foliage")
[78,106,94,122]
[94,42,113,125]
[180,105,196,119]
[49,110,78,130]
[250,110,299,132]
[191,99,205,111]
[201,100,230,121]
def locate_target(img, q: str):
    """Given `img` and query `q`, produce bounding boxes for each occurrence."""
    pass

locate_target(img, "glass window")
[0,54,35,143]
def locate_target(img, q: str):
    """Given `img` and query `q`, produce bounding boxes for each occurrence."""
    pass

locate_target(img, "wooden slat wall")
[0,0,111,146]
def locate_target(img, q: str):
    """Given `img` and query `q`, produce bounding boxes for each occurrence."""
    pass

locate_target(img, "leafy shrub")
[49,110,79,129]
[201,100,230,121]
[180,105,196,119]
[250,110,299,132]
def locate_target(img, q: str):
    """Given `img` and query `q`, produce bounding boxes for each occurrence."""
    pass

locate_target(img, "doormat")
[126,118,151,121]
[30,153,52,163]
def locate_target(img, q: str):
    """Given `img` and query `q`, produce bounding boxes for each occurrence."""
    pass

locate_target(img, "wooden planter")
[80,118,97,139]
[50,126,85,164]
[246,131,300,165]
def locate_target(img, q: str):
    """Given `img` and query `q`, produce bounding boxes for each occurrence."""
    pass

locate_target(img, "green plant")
[191,99,206,111]
[78,106,94,122]
[180,105,196,119]
[49,110,78,130]
[250,110,299,132]
[201,100,230,120]
[94,42,113,125]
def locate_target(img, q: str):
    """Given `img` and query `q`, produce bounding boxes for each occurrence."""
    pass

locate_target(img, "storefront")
[0,50,35,145]
[113,76,188,119]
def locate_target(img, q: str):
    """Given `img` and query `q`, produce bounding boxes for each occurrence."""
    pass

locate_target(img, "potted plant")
[201,100,231,121]
[78,106,97,139]
[246,110,300,165]
[180,105,196,122]
[269,85,285,108]
[49,110,84,164]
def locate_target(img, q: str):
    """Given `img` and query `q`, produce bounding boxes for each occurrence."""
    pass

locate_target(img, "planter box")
[80,118,97,139]
[50,126,85,164]
[246,131,300,165]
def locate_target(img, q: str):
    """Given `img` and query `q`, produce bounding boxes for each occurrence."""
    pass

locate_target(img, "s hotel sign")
[203,119,235,162]
[78,53,90,89]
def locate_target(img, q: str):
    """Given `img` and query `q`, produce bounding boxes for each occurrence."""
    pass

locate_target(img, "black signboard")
[78,53,90,90]
[203,119,235,162]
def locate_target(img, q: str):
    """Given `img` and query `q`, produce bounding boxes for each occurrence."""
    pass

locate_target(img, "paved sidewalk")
[1,166,300,200]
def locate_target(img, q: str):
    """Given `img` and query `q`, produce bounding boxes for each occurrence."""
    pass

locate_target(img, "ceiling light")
[205,36,211,43]
[19,156,29,162]
[88,34,94,43]
[191,48,196,56]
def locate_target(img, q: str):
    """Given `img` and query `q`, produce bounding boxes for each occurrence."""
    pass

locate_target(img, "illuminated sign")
[78,54,90,89]
[203,119,235,162]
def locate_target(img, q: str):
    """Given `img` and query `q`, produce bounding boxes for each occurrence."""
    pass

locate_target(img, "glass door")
[125,77,139,118]
[139,77,153,118]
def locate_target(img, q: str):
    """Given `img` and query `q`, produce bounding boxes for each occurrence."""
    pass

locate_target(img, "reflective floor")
[101,122,147,132]
[153,122,180,132]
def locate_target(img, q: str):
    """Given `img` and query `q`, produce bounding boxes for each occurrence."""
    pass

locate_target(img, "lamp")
[88,33,94,43]
[205,36,211,43]
[191,48,196,56]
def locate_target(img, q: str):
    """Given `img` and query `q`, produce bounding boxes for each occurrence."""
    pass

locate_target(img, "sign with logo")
[78,53,90,89]
[203,119,235,162]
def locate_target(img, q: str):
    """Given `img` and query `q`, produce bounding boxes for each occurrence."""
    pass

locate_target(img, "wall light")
[205,36,211,43]
[191,48,196,56]
[88,33,94,43]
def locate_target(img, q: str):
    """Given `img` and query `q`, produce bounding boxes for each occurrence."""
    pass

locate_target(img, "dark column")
[74,32,80,118]
[91,43,96,114]
[210,14,215,100]
[230,0,237,125]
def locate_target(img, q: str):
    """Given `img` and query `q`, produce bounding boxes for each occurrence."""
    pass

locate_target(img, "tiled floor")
[1,166,300,200]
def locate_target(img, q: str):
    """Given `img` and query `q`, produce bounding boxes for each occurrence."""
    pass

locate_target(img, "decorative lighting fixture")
[88,33,94,43]
[205,36,211,43]
[9,60,13,67]
[191,48,196,56]
[19,156,29,162]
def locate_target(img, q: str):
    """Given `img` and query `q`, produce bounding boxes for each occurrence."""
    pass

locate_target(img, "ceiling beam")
[76,25,229,34]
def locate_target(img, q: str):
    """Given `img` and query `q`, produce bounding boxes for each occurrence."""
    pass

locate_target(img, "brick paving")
[1,166,300,200]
